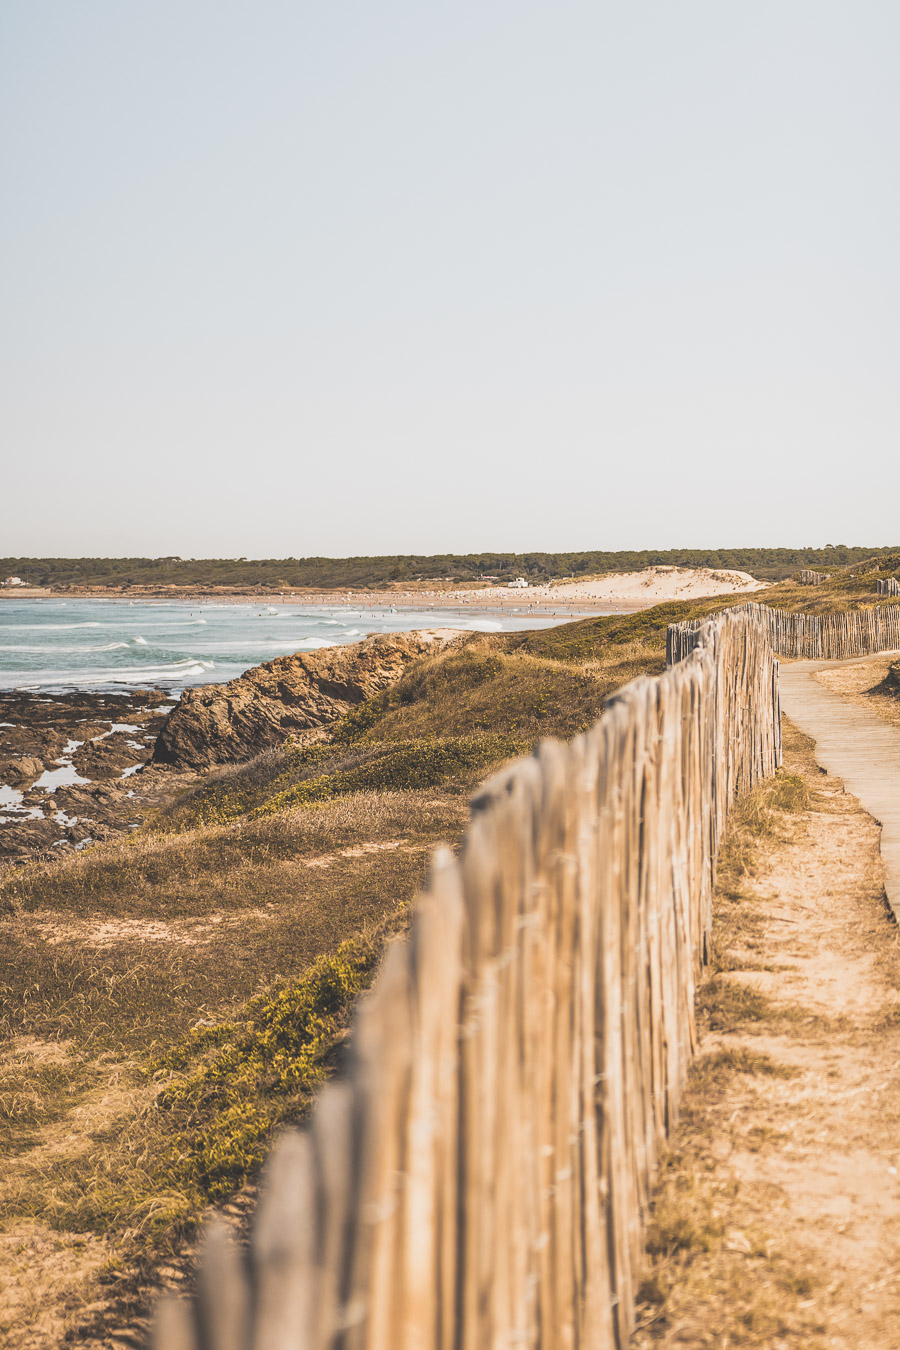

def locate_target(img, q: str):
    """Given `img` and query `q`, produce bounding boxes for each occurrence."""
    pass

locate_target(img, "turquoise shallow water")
[0,598,580,692]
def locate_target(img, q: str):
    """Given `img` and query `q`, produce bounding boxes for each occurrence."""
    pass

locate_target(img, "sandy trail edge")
[634,721,900,1348]
[780,652,900,922]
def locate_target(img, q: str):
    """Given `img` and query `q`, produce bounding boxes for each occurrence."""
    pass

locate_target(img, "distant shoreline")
[0,587,644,615]
[1,564,772,611]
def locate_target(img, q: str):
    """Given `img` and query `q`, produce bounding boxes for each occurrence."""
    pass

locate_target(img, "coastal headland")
[0,568,766,864]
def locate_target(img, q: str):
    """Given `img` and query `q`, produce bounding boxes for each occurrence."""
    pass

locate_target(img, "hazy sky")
[2,1,898,558]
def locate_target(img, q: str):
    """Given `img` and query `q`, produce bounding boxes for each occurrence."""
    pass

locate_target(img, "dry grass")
[633,735,829,1348]
[1,924,392,1231]
[2,789,464,919]
[0,629,621,1344]
[690,1047,800,1085]
[0,1046,94,1153]
[348,642,614,742]
[0,909,413,1345]
[635,1156,825,1348]
[0,838,443,1055]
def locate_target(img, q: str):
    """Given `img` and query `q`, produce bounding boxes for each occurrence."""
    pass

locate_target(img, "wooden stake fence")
[667,601,900,665]
[155,603,897,1350]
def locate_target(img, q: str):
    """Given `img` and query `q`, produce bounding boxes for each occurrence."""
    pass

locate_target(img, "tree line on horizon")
[3,547,899,590]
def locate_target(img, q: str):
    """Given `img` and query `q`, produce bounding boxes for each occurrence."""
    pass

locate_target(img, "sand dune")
[545,565,764,602]
[457,565,765,606]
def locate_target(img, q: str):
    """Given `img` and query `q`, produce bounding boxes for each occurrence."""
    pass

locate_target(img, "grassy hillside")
[4,543,900,589]
[0,626,650,1335]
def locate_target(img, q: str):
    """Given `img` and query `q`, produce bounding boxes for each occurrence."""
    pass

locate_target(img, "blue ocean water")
[0,598,580,693]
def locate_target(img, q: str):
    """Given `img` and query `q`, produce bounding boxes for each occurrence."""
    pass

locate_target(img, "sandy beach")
[437,565,764,608]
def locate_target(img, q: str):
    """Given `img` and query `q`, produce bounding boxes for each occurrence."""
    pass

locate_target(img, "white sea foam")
[0,618,207,634]
[2,600,569,692]
[0,657,217,691]
[111,620,208,630]
[0,622,104,631]
[0,641,131,654]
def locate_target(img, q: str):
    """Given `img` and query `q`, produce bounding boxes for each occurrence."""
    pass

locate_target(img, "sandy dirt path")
[780,654,900,921]
[634,719,900,1348]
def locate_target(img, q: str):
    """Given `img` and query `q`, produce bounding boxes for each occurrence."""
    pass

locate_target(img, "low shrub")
[254,734,523,815]
[151,930,384,1200]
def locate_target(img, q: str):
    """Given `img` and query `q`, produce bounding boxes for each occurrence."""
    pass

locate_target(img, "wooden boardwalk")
[780,654,900,923]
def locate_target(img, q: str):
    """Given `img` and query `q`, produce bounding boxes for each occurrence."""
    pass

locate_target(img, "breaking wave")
[0,597,566,692]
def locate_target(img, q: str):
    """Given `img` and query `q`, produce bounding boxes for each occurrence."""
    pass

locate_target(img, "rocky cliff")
[151,630,458,770]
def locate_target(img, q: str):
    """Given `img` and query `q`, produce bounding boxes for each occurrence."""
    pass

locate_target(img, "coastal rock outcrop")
[151,630,457,771]
[0,756,45,786]
[72,732,149,780]
[0,689,177,865]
